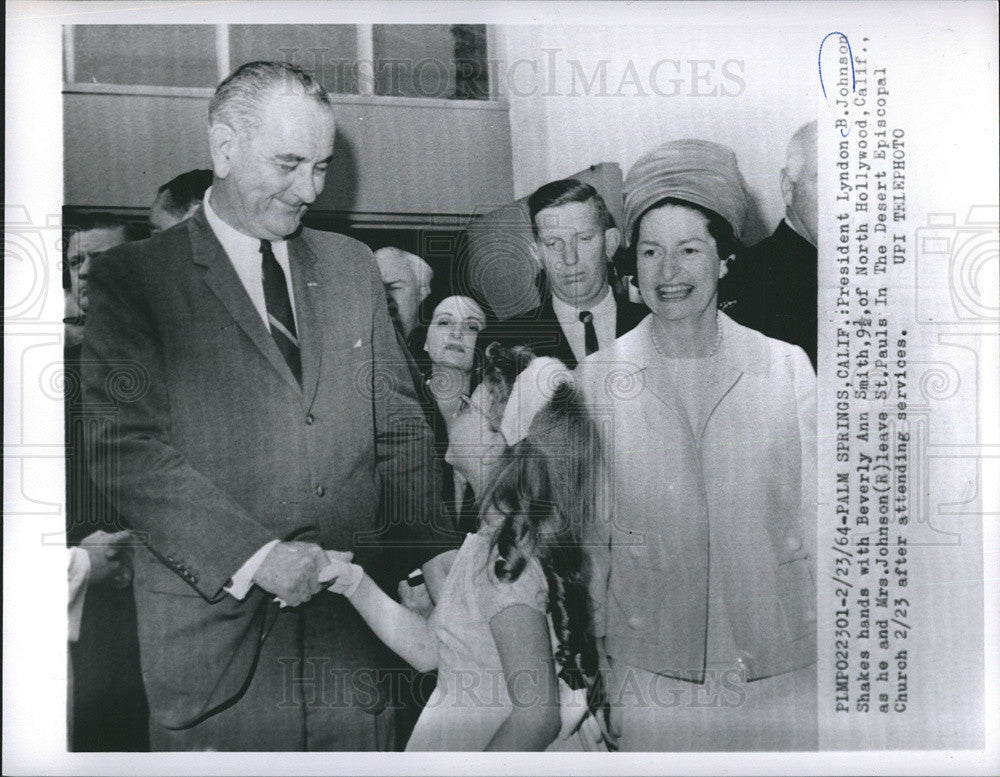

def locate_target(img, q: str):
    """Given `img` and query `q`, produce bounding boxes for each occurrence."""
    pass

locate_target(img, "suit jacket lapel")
[188,208,301,392]
[692,314,773,443]
[288,233,322,408]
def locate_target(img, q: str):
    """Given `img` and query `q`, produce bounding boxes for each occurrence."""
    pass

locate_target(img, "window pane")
[73,25,217,87]
[373,24,488,100]
[229,25,358,95]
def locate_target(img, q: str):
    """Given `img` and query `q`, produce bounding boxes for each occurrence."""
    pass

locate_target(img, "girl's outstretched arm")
[484,604,561,751]
[336,566,440,672]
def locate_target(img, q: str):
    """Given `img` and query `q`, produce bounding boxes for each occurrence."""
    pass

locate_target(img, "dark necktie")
[260,240,301,385]
[579,310,599,356]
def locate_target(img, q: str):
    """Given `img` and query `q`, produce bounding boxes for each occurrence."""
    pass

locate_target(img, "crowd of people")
[65,60,818,753]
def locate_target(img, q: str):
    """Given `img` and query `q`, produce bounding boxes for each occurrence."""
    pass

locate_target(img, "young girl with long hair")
[324,343,610,751]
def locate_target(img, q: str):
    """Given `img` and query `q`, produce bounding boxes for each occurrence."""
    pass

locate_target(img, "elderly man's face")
[66,226,127,315]
[788,151,818,244]
[375,250,428,337]
[213,90,335,240]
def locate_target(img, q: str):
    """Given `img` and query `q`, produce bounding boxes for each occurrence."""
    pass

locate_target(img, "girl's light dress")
[405,531,589,751]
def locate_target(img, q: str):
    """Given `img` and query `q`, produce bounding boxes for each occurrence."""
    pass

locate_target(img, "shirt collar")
[203,186,286,260]
[551,284,614,325]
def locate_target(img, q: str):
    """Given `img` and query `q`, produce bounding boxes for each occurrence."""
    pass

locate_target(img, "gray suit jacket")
[82,207,442,732]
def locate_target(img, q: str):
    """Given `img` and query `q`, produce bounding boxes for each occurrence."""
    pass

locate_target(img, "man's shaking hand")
[252,541,329,607]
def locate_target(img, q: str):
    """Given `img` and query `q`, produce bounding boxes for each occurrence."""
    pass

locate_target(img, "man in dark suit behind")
[721,120,818,369]
[479,179,647,369]
[64,214,149,751]
[82,61,441,751]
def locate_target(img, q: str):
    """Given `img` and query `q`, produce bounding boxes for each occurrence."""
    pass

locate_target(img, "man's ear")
[780,167,794,208]
[603,226,622,259]
[209,123,237,179]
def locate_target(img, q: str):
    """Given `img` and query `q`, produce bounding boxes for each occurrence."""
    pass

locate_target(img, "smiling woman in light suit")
[575,139,817,751]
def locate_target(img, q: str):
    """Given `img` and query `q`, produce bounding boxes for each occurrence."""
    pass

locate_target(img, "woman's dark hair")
[476,341,609,725]
[629,196,741,262]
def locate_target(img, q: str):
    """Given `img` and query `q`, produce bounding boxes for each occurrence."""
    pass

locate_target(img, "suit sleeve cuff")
[224,539,279,600]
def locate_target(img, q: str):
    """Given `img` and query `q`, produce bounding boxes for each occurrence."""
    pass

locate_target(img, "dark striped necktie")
[260,240,301,385]
[579,310,599,356]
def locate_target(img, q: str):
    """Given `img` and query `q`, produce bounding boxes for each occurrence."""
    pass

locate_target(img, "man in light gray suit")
[82,61,442,751]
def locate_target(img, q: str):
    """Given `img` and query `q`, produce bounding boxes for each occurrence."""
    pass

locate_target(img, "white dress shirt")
[203,187,298,331]
[551,285,617,362]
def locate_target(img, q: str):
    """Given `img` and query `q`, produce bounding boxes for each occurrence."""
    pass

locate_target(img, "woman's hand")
[556,680,618,751]
[594,638,621,748]
[318,551,363,596]
[557,684,589,739]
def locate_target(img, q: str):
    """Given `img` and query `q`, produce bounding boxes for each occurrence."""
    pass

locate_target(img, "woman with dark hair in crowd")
[407,294,487,534]
[575,139,818,751]
[323,343,612,751]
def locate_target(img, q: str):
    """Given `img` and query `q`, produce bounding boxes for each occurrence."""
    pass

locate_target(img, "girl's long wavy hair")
[476,342,609,724]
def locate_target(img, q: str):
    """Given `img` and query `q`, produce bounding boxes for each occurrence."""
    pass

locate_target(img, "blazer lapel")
[187,208,301,392]
[626,317,691,435]
[693,314,769,443]
[288,234,322,408]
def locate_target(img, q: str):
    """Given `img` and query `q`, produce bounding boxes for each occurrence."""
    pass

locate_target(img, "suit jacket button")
[786,536,802,552]
[306,413,315,425]
[627,615,644,630]
[190,574,198,584]
[315,485,326,497]
[166,554,175,563]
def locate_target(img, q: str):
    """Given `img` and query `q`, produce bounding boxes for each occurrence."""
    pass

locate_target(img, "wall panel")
[63,88,514,221]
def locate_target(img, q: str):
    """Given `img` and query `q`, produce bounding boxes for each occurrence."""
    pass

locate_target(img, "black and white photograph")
[3,1,998,774]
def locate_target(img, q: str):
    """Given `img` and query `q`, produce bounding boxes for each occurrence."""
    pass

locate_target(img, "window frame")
[63,23,505,105]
